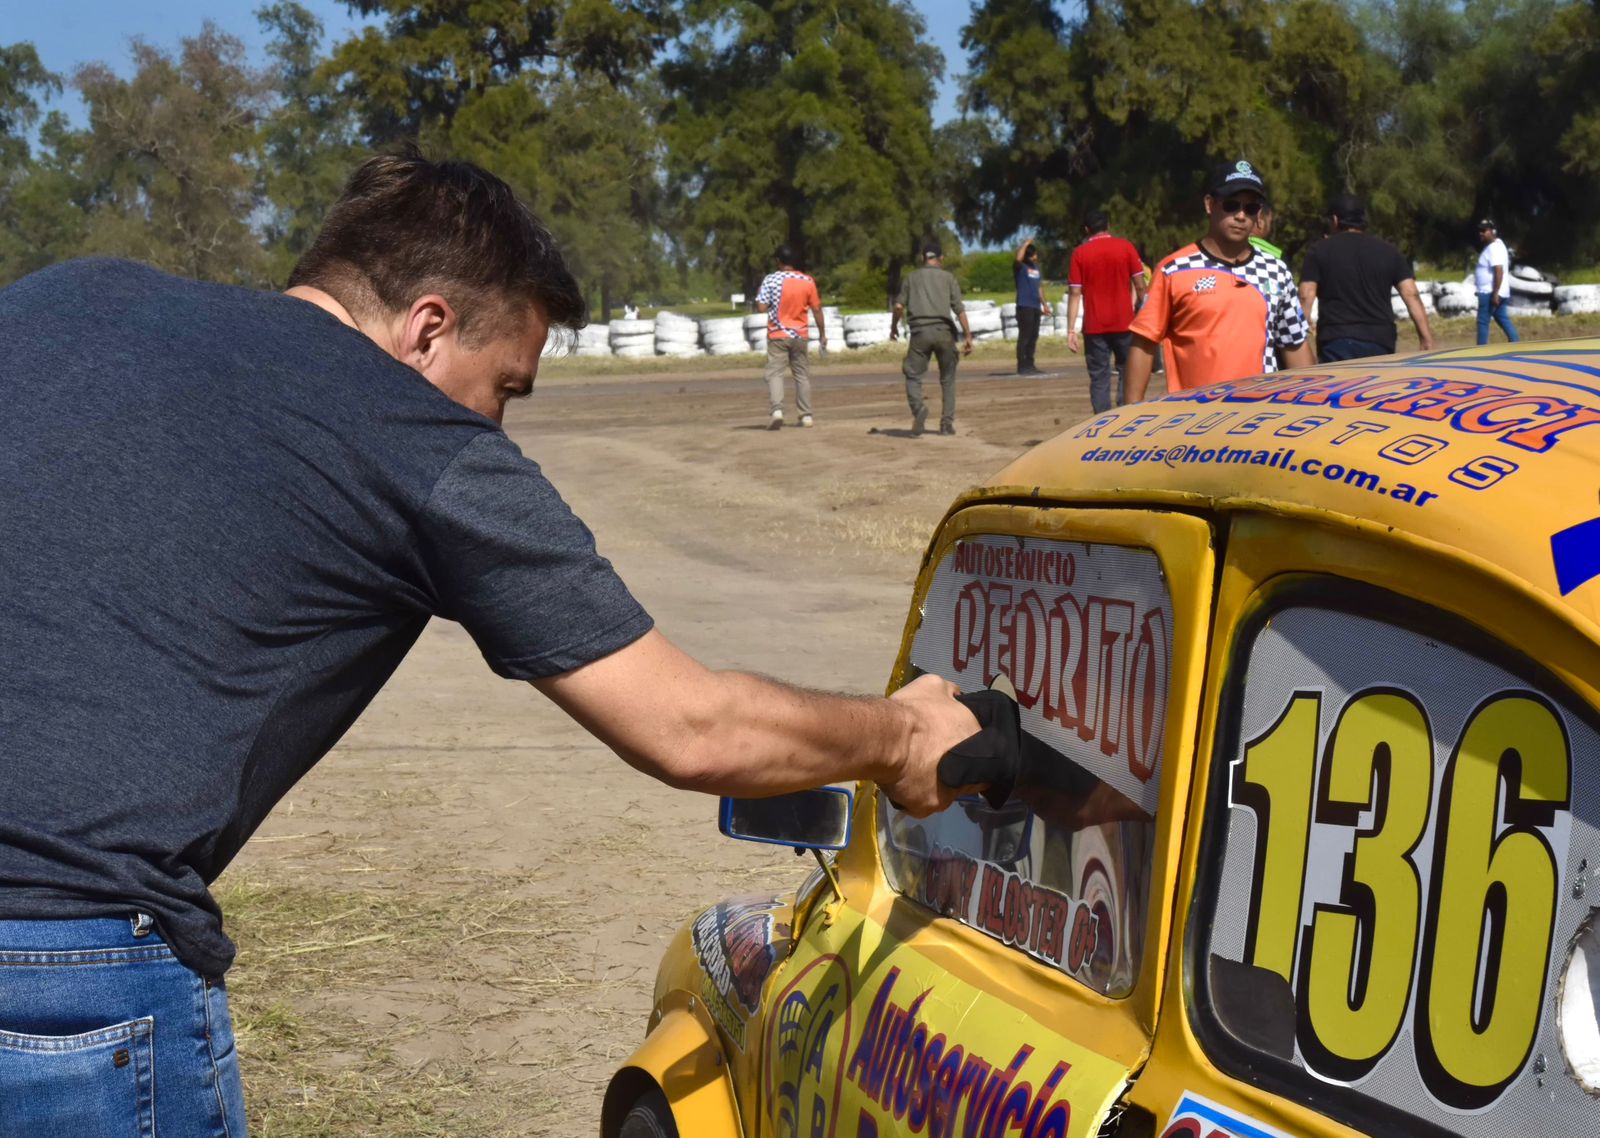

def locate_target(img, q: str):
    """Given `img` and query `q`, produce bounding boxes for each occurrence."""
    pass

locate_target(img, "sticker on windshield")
[884,535,1171,996]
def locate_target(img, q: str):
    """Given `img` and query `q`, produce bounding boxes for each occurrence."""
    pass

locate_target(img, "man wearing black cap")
[1126,159,1311,400]
[1298,193,1435,362]
[1474,219,1520,345]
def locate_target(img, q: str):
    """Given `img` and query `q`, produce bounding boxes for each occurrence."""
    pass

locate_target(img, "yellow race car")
[606,339,1600,1138]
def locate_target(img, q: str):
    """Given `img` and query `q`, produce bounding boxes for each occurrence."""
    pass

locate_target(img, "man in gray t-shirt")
[891,244,974,436]
[0,149,982,1133]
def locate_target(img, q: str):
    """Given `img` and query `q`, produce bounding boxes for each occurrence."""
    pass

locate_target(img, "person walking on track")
[755,246,827,429]
[1066,210,1147,412]
[890,243,973,436]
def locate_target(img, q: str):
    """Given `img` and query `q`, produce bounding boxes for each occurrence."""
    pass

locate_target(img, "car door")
[1127,511,1600,1138]
[750,503,1216,1138]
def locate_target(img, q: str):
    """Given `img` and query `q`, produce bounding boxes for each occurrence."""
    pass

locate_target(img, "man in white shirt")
[1475,219,1520,345]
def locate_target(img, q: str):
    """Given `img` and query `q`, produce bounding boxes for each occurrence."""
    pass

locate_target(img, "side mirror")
[719,787,854,851]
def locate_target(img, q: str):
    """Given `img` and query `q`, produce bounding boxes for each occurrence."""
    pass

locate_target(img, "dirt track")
[230,348,1098,1134]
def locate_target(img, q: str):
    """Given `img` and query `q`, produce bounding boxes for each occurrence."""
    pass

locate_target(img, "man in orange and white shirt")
[1126,160,1312,401]
[755,246,827,429]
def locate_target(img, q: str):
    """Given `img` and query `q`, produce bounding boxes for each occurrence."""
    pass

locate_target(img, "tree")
[324,0,677,144]
[662,0,946,303]
[0,43,78,285]
[72,25,271,284]
[450,72,663,317]
[257,2,365,283]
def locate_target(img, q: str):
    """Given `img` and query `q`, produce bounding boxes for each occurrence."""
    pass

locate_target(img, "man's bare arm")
[1066,286,1082,353]
[1397,279,1434,350]
[1125,334,1158,402]
[1281,341,1314,370]
[1298,281,1318,341]
[891,302,905,340]
[958,310,973,355]
[811,301,827,347]
[533,629,981,817]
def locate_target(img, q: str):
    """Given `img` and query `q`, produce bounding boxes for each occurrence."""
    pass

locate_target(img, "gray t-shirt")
[0,259,653,977]
[896,266,965,333]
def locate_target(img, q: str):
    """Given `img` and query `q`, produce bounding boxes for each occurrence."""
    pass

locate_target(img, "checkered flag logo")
[1193,275,1218,292]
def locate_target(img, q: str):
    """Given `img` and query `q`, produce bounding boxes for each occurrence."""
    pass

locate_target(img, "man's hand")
[890,325,899,342]
[1067,330,1081,354]
[883,675,983,816]
[961,335,974,356]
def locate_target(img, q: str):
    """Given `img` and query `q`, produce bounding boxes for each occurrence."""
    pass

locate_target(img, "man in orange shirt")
[755,246,827,429]
[1125,160,1312,401]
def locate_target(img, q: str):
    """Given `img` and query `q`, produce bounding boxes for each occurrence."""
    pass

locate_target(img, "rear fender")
[600,994,742,1138]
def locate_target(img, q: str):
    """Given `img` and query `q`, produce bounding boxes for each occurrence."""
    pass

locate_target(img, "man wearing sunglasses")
[1124,160,1312,401]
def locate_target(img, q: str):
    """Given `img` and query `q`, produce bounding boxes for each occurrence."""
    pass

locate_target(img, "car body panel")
[611,338,1600,1138]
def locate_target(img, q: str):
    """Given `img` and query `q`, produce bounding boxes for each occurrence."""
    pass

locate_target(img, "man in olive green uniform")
[891,244,974,436]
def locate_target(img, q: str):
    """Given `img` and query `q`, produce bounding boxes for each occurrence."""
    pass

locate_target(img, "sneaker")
[768,410,783,430]
[912,410,927,436]
[799,414,814,428]
[939,423,956,436]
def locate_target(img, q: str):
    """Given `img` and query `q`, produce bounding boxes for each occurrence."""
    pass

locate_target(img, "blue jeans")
[1317,337,1390,363]
[0,915,247,1137]
[1084,331,1131,413]
[1477,293,1520,345]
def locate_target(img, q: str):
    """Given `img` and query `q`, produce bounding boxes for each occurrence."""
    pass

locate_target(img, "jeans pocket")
[0,1017,155,1138]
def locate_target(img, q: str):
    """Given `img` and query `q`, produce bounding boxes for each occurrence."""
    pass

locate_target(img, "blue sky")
[10,0,973,125]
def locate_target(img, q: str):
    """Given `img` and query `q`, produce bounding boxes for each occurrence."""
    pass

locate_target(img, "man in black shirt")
[1299,193,1435,362]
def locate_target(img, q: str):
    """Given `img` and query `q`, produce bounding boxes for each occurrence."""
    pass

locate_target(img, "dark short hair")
[1082,210,1110,233]
[776,244,799,267]
[288,145,587,343]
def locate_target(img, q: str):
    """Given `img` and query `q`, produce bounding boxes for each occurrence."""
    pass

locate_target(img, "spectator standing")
[755,246,827,429]
[1066,210,1148,412]
[891,244,973,436]
[1298,193,1435,362]
[1474,219,1520,345]
[1125,159,1312,401]
[1012,238,1052,375]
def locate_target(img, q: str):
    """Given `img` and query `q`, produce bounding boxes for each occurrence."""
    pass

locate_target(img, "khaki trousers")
[764,339,812,416]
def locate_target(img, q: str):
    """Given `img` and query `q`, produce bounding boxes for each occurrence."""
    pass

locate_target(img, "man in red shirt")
[755,246,827,429]
[1126,160,1313,400]
[1066,210,1147,412]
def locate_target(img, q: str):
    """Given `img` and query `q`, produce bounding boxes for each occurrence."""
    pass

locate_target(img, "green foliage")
[71,25,272,284]
[962,251,1019,292]
[955,0,1600,268]
[661,0,946,300]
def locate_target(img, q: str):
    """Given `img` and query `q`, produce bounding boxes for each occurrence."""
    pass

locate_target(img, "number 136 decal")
[1231,688,1571,1109]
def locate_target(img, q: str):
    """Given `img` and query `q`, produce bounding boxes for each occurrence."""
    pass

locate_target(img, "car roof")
[978,337,1600,629]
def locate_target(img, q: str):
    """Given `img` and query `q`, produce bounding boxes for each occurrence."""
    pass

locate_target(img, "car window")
[1195,587,1600,1135]
[879,533,1171,997]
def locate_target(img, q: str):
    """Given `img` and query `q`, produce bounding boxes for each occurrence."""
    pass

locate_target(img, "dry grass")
[217,865,588,1137]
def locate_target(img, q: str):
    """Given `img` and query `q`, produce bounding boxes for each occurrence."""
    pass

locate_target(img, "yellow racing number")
[1416,693,1570,1108]
[1229,688,1570,1110]
[1300,690,1432,1079]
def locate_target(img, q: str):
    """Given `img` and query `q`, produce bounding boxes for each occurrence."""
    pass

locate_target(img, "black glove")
[937,689,1098,809]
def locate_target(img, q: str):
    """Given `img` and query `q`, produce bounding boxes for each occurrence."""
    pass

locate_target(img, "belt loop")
[130,912,154,938]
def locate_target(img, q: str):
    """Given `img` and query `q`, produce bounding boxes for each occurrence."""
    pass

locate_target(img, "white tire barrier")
[707,341,756,356]
[574,344,612,357]
[613,342,655,358]
[702,317,748,338]
[966,308,1002,334]
[609,319,652,337]
[609,332,654,351]
[743,314,768,332]
[1001,302,1017,319]
[842,313,892,334]
[1557,285,1600,315]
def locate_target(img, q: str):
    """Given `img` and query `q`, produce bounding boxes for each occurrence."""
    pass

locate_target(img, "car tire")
[617,1088,677,1138]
